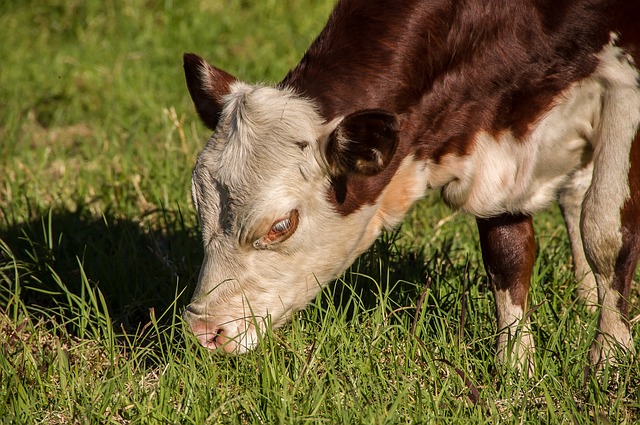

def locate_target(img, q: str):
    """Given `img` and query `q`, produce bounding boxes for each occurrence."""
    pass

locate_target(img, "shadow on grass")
[0,205,201,335]
[326,228,488,330]
[0,205,485,354]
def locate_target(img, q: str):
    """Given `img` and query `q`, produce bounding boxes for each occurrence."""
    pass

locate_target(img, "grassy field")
[1,0,639,423]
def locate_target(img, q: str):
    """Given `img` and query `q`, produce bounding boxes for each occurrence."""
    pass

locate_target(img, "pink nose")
[191,321,226,350]
[183,310,252,353]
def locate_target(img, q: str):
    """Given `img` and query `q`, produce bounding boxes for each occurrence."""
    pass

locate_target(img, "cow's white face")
[182,54,405,352]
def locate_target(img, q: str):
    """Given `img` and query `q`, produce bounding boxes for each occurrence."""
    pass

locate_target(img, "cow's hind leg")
[584,132,640,365]
[477,214,536,376]
[558,163,598,310]
[582,49,640,364]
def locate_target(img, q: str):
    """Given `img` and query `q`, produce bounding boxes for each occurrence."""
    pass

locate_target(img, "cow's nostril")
[189,319,226,350]
[208,327,222,345]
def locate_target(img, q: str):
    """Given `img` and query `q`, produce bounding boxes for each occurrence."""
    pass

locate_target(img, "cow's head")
[182,53,409,353]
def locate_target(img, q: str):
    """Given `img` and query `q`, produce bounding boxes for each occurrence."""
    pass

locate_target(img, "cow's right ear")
[183,53,237,130]
[324,110,399,176]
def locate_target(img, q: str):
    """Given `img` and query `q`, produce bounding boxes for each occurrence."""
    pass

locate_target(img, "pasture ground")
[1,1,639,423]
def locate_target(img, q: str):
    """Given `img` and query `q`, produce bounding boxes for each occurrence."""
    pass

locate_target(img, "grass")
[1,0,639,423]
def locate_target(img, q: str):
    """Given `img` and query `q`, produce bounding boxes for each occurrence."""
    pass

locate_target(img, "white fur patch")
[494,289,535,375]
[430,77,602,218]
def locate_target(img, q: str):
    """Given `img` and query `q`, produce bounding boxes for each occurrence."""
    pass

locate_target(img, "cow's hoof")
[588,331,635,367]
[496,331,535,378]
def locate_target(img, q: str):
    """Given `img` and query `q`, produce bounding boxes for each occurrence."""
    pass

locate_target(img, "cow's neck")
[281,0,445,120]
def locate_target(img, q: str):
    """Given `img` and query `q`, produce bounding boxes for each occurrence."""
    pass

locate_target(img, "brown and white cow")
[182,0,640,372]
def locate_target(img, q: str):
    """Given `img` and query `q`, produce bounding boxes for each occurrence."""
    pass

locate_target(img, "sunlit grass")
[1,0,639,423]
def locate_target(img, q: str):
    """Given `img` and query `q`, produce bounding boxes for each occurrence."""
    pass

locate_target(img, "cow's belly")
[429,78,602,218]
[440,132,590,217]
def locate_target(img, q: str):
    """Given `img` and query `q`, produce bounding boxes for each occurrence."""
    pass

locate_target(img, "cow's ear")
[183,53,237,130]
[325,110,399,176]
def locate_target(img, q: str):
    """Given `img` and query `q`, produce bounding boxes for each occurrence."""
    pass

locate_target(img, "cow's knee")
[582,202,633,364]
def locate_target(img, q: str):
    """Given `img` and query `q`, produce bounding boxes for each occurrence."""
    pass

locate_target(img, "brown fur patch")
[614,129,640,320]
[477,214,536,309]
[281,0,620,214]
[184,53,237,130]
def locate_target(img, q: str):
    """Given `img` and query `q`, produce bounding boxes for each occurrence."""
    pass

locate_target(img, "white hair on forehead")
[213,82,326,187]
[223,82,324,143]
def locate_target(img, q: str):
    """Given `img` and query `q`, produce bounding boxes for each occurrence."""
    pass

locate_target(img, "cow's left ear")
[324,110,399,176]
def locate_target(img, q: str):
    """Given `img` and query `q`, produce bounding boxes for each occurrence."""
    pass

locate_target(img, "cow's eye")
[254,209,299,249]
[271,217,292,235]
[267,209,299,241]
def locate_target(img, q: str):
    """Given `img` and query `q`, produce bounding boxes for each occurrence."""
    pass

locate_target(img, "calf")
[182,0,640,372]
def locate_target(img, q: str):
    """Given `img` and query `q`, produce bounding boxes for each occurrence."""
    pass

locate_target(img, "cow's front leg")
[477,214,536,376]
